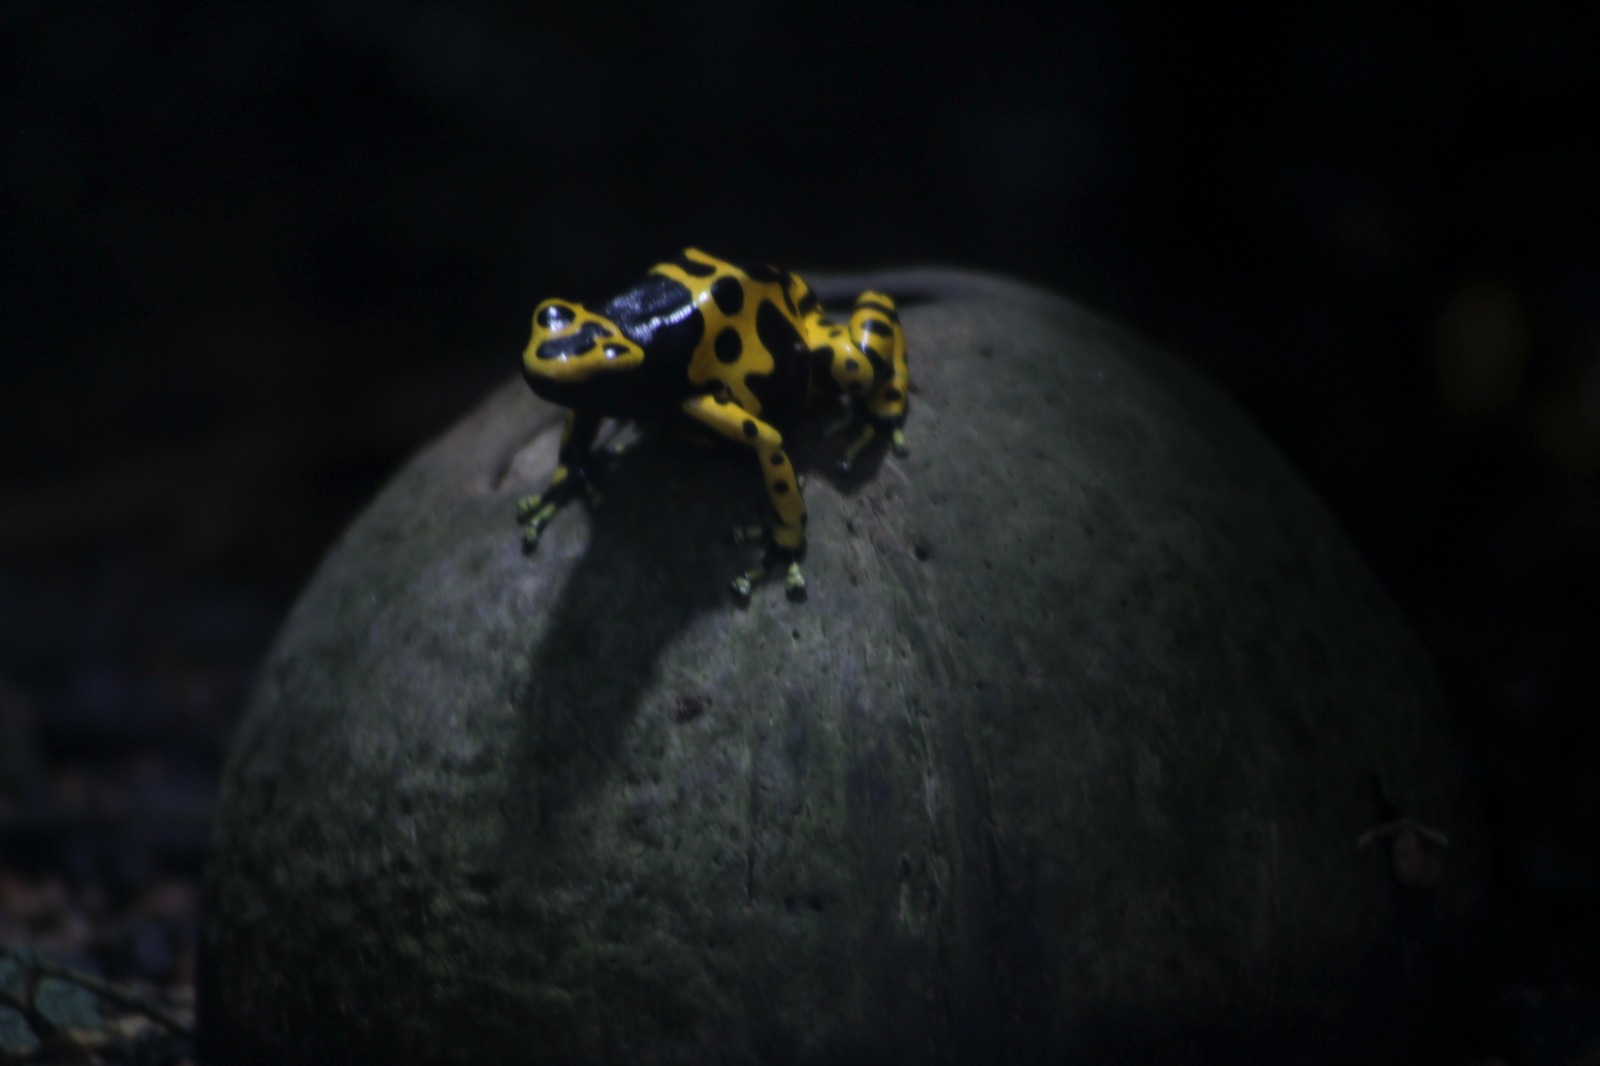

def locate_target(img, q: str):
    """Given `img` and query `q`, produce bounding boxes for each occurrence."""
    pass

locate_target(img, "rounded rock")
[200,270,1484,1064]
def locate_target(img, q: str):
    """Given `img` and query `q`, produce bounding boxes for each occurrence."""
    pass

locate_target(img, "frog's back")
[629,249,814,426]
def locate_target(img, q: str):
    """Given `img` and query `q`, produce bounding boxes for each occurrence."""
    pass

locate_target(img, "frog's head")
[521,299,645,395]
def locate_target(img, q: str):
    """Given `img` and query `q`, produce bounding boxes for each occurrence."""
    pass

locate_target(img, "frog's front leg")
[679,395,806,599]
[516,409,602,549]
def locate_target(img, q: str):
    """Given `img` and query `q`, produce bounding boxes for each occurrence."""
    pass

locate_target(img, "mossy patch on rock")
[201,269,1484,1064]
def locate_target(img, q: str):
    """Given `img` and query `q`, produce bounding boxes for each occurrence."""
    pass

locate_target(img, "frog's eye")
[537,303,574,331]
[603,344,628,359]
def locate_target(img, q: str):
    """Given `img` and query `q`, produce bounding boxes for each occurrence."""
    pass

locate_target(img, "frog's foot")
[729,564,763,600]
[515,492,548,524]
[836,417,908,472]
[518,499,559,549]
[839,422,877,473]
[728,529,806,600]
[729,549,806,602]
[515,475,591,550]
[783,557,806,598]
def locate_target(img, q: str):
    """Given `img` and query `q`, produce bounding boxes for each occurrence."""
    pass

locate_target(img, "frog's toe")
[520,499,559,529]
[520,524,542,551]
[731,523,765,546]
[784,561,807,599]
[891,428,909,457]
[515,494,544,522]
[729,572,755,599]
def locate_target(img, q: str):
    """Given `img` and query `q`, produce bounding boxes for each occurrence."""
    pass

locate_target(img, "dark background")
[2,1,1597,1060]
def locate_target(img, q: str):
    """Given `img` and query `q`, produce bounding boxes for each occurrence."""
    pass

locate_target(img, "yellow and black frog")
[515,247,909,599]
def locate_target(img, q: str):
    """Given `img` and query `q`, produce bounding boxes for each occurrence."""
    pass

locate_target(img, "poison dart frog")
[515,247,910,599]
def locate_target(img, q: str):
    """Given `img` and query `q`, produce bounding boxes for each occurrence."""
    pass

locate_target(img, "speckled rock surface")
[200,269,1484,1064]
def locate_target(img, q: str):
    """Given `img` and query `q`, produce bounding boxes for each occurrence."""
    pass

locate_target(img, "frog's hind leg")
[851,291,910,453]
[679,395,807,599]
[820,291,909,472]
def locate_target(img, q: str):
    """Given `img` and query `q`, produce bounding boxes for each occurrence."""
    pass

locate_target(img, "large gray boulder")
[200,269,1483,1064]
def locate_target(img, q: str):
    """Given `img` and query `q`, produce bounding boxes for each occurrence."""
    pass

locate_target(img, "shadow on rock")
[502,412,880,840]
